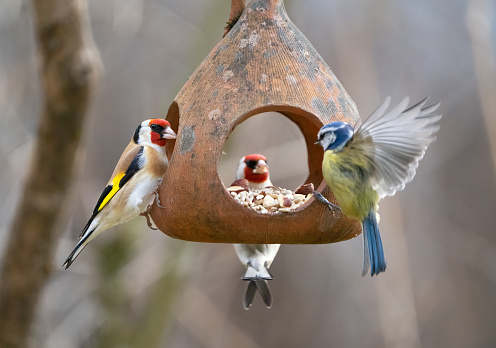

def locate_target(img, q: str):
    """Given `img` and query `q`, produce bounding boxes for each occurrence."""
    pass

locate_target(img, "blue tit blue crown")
[316,121,354,152]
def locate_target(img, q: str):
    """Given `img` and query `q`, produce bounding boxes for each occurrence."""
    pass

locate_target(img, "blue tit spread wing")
[351,97,441,199]
[78,145,145,239]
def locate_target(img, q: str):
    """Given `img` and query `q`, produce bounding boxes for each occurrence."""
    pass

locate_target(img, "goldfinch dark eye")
[245,160,258,169]
[150,124,159,131]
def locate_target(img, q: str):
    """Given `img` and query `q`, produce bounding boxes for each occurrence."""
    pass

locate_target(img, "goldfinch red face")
[134,119,176,147]
[237,154,269,184]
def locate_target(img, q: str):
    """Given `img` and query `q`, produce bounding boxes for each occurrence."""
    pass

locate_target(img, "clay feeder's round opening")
[218,111,309,191]
[150,0,362,244]
[219,107,325,214]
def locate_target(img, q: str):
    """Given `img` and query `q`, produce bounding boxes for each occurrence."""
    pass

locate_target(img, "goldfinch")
[234,154,281,309]
[315,97,441,276]
[63,119,176,269]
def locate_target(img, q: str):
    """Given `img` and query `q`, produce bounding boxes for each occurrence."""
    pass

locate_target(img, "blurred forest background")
[1,0,496,347]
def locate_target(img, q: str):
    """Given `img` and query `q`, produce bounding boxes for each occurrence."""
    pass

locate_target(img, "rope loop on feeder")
[224,0,246,37]
[151,0,362,244]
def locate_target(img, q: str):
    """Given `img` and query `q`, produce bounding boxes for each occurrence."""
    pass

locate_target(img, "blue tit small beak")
[314,140,320,145]
[162,127,177,139]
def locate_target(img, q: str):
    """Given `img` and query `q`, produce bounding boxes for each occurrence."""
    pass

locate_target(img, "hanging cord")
[224,0,246,37]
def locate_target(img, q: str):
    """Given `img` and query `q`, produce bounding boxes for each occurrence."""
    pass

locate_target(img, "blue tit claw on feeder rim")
[151,0,362,244]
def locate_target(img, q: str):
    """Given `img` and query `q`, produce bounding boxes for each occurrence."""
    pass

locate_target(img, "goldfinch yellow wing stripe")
[98,172,126,211]
[78,146,144,239]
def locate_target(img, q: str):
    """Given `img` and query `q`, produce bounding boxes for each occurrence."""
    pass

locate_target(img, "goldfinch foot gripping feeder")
[152,0,361,244]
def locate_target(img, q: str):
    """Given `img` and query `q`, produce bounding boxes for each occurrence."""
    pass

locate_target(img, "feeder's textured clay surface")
[152,0,362,244]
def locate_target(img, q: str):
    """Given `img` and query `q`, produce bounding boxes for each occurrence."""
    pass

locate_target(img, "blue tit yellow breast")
[322,149,378,221]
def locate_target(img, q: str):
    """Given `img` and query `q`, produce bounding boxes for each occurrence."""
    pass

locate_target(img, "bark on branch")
[0,0,102,346]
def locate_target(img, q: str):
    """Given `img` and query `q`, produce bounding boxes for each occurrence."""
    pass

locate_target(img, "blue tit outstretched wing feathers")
[351,97,442,199]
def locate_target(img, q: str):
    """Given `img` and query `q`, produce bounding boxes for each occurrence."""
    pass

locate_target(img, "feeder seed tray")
[228,181,316,214]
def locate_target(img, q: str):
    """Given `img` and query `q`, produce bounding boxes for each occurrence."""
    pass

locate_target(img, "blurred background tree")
[0,0,101,347]
[0,0,495,347]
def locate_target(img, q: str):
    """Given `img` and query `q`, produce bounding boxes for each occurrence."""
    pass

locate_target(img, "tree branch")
[0,0,102,346]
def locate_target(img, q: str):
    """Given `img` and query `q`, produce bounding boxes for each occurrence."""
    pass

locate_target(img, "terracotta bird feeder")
[151,0,362,244]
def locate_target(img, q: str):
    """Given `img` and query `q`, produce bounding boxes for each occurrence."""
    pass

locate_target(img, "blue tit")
[315,97,441,276]
[234,154,281,309]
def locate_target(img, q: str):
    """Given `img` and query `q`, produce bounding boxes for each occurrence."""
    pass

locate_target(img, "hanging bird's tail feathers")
[243,280,273,309]
[254,280,272,308]
[243,281,257,309]
[62,227,94,269]
[361,211,386,277]
[242,262,273,309]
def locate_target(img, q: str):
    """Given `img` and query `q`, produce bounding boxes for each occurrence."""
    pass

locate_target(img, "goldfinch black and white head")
[134,118,177,148]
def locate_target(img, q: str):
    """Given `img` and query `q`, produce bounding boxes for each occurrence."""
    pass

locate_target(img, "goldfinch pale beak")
[162,127,177,139]
[253,160,269,174]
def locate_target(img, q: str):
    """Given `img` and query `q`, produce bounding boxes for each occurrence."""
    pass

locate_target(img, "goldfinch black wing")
[79,144,144,239]
[350,97,441,199]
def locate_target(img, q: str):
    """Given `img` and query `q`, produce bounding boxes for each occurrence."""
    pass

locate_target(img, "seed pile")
[227,180,314,214]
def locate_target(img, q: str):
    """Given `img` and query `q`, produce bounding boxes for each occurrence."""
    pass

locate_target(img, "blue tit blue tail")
[361,211,386,277]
